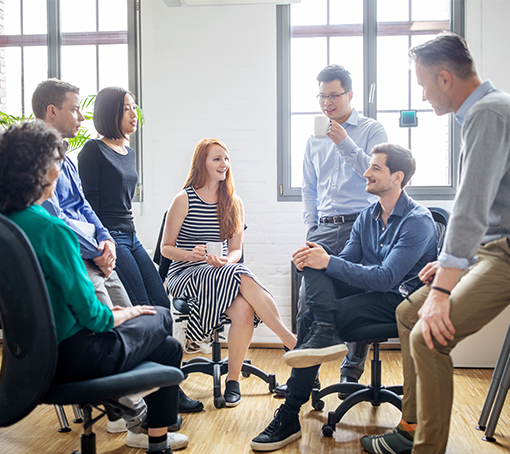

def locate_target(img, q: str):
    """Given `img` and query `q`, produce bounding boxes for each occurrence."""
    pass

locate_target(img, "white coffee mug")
[206,242,223,257]
[314,116,331,139]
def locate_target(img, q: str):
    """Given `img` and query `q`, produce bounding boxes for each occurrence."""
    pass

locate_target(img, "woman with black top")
[78,87,170,312]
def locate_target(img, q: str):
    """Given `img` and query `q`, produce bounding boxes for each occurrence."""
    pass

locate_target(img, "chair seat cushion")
[43,361,184,406]
[342,323,398,344]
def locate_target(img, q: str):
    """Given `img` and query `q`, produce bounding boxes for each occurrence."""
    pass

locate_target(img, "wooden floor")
[1,347,510,454]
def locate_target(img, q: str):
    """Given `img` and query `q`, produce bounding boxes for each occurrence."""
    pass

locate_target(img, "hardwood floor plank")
[0,348,509,453]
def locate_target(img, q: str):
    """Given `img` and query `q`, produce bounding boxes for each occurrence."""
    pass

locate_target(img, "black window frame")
[276,0,465,202]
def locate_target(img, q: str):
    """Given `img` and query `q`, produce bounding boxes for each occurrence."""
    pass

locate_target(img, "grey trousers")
[296,222,369,380]
[84,259,132,309]
[397,238,510,454]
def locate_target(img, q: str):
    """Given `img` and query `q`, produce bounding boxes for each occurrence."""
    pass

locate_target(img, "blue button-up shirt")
[326,191,438,293]
[42,156,113,260]
[302,109,388,230]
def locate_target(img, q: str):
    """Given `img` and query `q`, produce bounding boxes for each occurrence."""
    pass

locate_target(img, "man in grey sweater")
[361,33,510,454]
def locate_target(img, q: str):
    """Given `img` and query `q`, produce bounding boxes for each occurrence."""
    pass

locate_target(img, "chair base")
[182,331,277,408]
[310,341,403,437]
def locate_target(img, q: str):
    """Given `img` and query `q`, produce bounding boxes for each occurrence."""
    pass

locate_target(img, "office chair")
[153,211,277,408]
[312,206,450,437]
[476,322,510,442]
[0,213,184,454]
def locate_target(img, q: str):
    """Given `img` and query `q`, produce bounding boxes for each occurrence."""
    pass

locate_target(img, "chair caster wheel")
[214,396,226,408]
[269,381,278,393]
[312,399,325,411]
[322,423,335,437]
[242,371,250,378]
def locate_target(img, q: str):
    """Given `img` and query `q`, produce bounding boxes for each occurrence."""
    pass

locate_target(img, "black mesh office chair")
[311,206,450,437]
[0,213,184,454]
[153,211,277,408]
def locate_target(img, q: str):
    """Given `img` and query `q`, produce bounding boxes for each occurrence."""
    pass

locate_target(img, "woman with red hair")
[161,138,296,406]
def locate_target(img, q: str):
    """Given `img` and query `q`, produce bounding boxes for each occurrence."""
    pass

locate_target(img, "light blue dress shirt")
[302,109,388,230]
[42,156,113,260]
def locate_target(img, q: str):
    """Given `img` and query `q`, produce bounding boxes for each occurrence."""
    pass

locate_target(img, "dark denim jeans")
[285,272,402,410]
[110,231,171,315]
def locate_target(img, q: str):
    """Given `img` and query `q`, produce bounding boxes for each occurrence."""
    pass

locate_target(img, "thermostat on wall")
[399,110,418,127]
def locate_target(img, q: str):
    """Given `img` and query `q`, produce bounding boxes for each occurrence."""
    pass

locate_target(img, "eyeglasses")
[316,91,350,103]
[398,275,422,298]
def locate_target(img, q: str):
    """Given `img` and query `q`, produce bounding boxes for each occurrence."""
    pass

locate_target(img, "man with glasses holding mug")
[283,64,388,396]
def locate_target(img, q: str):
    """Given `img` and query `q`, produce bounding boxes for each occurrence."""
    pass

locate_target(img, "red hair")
[183,138,242,240]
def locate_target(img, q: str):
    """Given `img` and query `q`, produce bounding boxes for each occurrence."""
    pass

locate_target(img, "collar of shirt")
[371,190,409,222]
[342,108,359,128]
[455,80,497,126]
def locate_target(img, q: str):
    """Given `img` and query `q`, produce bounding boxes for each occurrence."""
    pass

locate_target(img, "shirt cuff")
[336,135,357,156]
[438,250,474,270]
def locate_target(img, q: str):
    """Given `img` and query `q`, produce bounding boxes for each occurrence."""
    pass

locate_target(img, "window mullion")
[363,0,377,119]
[47,0,61,79]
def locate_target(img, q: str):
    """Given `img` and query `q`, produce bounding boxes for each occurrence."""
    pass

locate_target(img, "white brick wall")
[133,0,506,343]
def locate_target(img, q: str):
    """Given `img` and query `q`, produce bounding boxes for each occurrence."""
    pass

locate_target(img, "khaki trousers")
[396,237,510,454]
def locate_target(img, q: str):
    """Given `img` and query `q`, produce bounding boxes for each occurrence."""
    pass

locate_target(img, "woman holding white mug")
[161,138,296,406]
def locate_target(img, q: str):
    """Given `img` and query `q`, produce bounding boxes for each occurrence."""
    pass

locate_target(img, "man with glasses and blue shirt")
[281,64,388,397]
[251,143,438,451]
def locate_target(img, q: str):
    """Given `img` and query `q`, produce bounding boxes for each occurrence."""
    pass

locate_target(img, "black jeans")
[55,306,182,429]
[286,271,402,410]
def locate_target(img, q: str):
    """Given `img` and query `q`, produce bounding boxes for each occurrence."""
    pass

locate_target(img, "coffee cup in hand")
[206,242,223,257]
[314,116,331,139]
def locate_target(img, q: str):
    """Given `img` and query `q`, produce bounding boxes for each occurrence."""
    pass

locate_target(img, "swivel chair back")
[0,213,184,453]
[312,206,450,437]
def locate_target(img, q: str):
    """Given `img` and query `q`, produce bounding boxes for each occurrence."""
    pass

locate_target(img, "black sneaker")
[224,380,241,407]
[338,375,359,400]
[283,321,347,368]
[250,405,301,451]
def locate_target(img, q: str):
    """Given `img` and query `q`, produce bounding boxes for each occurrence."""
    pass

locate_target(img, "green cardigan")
[8,204,114,343]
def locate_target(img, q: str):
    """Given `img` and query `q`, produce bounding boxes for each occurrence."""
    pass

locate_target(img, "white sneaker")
[107,418,127,433]
[126,430,189,450]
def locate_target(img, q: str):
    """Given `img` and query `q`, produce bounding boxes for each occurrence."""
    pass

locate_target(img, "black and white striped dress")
[166,187,263,342]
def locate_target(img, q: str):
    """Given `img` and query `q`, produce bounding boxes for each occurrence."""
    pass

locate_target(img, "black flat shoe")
[178,387,204,413]
[224,380,241,407]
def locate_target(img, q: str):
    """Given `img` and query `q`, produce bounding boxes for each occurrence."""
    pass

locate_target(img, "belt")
[320,214,359,225]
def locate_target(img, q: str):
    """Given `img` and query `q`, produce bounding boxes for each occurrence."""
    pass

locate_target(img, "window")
[277,0,465,201]
[0,0,143,198]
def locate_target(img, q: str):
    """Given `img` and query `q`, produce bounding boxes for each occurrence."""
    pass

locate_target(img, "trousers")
[286,272,401,410]
[397,238,510,454]
[55,306,181,429]
[297,227,369,380]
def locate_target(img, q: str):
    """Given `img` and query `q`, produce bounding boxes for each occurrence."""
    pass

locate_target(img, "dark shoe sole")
[178,401,204,413]
[250,430,302,451]
[284,344,348,368]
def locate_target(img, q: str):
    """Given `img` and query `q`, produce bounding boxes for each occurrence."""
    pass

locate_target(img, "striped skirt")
[167,262,263,342]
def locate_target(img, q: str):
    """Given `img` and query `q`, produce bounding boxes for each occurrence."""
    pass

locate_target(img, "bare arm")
[161,191,206,263]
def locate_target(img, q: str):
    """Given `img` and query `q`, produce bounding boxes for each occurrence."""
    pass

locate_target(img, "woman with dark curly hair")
[0,120,188,454]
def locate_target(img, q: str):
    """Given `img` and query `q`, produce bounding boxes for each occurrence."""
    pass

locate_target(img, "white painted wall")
[134,0,509,343]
